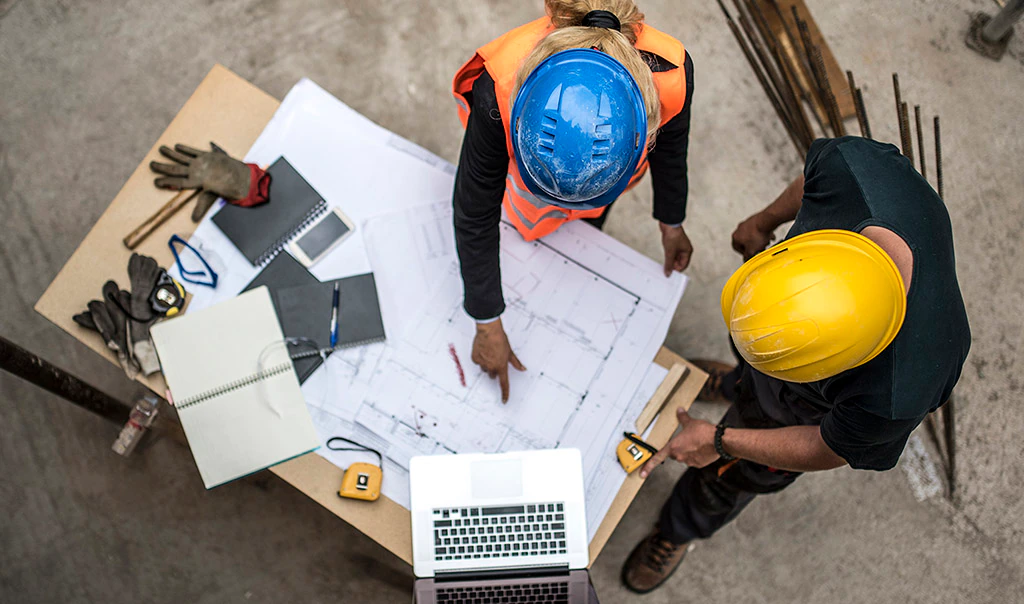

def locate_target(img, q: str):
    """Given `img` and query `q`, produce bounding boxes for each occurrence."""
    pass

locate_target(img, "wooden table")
[34,65,706,565]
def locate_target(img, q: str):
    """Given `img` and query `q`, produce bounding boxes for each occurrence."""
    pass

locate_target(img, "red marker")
[448,343,467,387]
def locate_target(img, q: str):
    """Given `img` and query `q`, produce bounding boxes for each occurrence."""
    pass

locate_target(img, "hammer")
[123,189,201,250]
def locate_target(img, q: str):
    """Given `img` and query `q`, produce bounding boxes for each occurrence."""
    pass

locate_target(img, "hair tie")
[581,10,621,32]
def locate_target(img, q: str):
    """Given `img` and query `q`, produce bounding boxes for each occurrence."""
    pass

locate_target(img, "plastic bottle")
[112,394,160,456]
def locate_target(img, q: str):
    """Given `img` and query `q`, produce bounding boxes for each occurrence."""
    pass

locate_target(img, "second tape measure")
[149,270,186,317]
[326,436,383,501]
[617,432,659,474]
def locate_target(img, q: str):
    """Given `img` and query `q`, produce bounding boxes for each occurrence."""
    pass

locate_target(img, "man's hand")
[471,318,526,403]
[731,211,777,261]
[659,223,693,277]
[640,408,719,478]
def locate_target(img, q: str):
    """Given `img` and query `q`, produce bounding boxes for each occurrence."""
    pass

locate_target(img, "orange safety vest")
[453,17,687,241]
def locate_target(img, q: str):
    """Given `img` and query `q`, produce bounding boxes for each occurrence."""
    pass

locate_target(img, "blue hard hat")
[511,48,647,210]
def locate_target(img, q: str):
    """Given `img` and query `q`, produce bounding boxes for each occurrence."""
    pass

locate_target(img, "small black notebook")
[242,253,386,383]
[213,157,328,266]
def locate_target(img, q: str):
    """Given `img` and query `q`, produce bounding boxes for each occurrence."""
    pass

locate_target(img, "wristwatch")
[714,423,735,461]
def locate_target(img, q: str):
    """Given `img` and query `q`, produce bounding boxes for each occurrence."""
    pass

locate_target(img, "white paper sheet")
[175,79,687,539]
[172,79,455,312]
[304,201,685,539]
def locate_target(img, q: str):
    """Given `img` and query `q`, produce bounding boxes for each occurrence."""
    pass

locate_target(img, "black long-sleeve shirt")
[454,52,695,320]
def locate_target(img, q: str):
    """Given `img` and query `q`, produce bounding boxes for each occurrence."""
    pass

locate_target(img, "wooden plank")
[758,0,855,120]
[586,351,706,564]
[635,363,688,433]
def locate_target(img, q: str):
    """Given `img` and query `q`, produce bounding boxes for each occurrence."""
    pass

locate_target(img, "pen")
[329,282,340,348]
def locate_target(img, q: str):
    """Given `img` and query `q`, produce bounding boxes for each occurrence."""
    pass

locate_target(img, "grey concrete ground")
[1,0,1022,602]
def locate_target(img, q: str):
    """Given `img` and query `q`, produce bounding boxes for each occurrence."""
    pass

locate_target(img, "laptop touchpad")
[471,459,523,499]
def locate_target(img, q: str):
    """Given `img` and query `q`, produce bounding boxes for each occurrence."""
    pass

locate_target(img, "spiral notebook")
[241,253,387,383]
[212,157,328,266]
[150,287,319,489]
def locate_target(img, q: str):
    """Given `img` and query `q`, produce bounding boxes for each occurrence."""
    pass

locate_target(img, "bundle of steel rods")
[717,0,945,196]
[891,73,943,194]
[717,0,861,156]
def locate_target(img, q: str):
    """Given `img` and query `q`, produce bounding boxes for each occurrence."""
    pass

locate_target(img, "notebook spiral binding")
[287,335,387,361]
[254,199,329,267]
[176,362,294,410]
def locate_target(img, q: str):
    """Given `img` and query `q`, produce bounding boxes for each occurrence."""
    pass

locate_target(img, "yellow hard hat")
[721,229,906,383]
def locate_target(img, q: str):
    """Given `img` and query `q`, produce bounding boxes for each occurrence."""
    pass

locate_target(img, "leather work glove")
[73,281,140,379]
[72,253,169,379]
[149,143,271,221]
[126,253,161,375]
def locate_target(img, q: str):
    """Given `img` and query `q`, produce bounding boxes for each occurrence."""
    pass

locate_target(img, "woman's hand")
[659,223,693,277]
[471,318,526,403]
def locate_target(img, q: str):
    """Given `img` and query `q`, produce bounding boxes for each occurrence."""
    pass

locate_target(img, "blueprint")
[173,79,687,539]
[309,202,685,538]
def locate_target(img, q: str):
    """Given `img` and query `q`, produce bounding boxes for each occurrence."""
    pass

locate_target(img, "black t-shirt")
[746,137,971,471]
[453,52,694,320]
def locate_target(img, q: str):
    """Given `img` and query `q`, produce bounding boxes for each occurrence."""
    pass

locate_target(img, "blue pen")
[329,282,340,348]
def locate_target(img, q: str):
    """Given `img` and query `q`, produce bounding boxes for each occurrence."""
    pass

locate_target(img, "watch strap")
[715,422,736,461]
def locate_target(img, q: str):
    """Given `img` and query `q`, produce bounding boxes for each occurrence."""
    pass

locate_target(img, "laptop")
[410,449,598,603]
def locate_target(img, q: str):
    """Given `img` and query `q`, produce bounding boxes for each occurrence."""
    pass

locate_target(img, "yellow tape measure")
[617,432,659,474]
[327,437,383,502]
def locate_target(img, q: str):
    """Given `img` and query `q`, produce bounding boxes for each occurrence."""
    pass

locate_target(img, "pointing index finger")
[640,446,670,479]
[499,366,510,404]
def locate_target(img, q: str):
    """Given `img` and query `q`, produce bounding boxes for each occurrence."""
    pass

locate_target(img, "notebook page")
[151,287,318,488]
[151,287,289,404]
[177,369,317,488]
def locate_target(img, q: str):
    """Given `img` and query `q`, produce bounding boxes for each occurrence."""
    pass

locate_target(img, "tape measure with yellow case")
[326,436,383,502]
[617,432,659,474]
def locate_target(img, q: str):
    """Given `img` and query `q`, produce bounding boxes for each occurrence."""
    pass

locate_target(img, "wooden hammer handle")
[123,189,200,250]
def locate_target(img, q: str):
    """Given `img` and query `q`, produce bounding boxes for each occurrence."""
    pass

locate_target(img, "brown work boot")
[691,359,737,403]
[621,529,689,593]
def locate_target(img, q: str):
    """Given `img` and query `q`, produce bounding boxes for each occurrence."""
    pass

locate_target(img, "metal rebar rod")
[914,105,927,179]
[793,11,843,138]
[739,11,807,148]
[935,115,944,200]
[774,1,814,77]
[718,0,806,156]
[794,13,828,130]
[943,397,957,499]
[900,101,914,166]
[745,0,814,144]
[812,44,845,136]
[982,0,1024,42]
[0,335,130,424]
[924,413,944,463]
[855,87,872,139]
[893,73,908,155]
[787,4,831,136]
[892,73,909,154]
[848,71,867,138]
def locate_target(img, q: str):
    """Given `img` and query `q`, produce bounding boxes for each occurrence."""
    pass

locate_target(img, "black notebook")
[242,253,386,383]
[213,157,328,266]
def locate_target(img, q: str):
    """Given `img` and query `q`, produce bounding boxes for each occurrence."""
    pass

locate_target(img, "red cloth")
[228,164,271,207]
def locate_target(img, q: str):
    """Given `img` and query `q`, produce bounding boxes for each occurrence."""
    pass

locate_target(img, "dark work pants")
[657,358,803,545]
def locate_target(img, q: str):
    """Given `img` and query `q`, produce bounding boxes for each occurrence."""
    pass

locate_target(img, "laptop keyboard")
[436,582,569,603]
[432,503,568,561]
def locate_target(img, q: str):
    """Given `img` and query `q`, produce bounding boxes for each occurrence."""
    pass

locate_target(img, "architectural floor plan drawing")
[307,202,685,538]
[172,79,686,538]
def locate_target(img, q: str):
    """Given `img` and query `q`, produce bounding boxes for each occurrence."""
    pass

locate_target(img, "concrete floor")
[2,0,1022,602]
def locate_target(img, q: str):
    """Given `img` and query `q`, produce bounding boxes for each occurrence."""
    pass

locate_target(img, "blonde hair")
[513,0,661,147]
